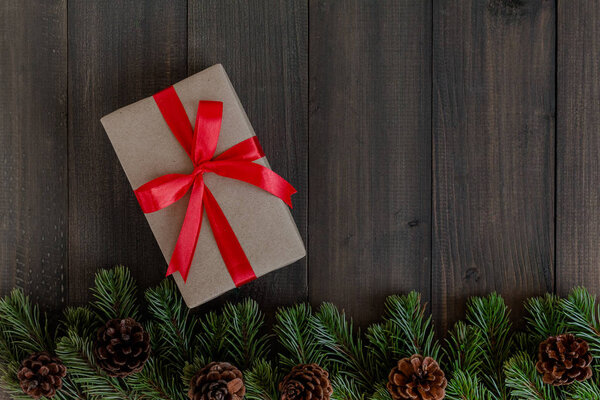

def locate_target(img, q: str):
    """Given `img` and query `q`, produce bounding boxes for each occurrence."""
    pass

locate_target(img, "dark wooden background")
[1,0,599,369]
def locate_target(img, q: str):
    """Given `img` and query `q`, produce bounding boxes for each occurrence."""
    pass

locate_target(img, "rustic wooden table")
[1,1,598,391]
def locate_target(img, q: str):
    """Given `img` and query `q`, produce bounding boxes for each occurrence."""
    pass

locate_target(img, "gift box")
[101,64,305,308]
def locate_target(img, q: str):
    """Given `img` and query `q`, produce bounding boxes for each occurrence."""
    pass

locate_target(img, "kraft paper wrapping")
[101,64,305,308]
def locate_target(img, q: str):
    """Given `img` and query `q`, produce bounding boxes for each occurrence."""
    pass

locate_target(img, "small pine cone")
[94,318,150,377]
[279,363,332,400]
[536,333,593,386]
[17,352,67,399]
[387,355,447,400]
[188,362,245,400]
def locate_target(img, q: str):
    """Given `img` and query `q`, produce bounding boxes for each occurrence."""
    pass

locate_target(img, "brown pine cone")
[279,363,332,400]
[17,352,67,399]
[387,355,447,400]
[188,362,245,400]
[536,333,593,386]
[94,318,150,377]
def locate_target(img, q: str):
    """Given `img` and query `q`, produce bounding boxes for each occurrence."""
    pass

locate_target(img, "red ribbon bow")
[134,86,296,284]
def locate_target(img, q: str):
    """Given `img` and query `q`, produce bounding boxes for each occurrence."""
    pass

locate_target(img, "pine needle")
[274,303,323,370]
[91,266,140,321]
[244,359,282,400]
[222,299,270,370]
[504,352,562,400]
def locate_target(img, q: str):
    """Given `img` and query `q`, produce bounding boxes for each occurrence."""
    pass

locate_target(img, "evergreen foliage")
[2,267,600,399]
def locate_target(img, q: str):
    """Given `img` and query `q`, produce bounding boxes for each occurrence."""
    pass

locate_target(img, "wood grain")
[67,0,187,305]
[309,0,432,325]
[432,0,555,333]
[556,2,600,295]
[188,0,309,316]
[0,1,67,312]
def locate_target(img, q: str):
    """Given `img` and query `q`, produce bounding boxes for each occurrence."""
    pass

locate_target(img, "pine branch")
[195,311,228,365]
[504,352,563,400]
[525,294,565,341]
[61,306,98,340]
[330,375,367,400]
[445,370,498,400]
[127,358,186,400]
[0,288,53,356]
[368,384,392,400]
[56,330,131,400]
[444,321,485,377]
[222,299,269,370]
[274,303,323,370]
[384,293,441,360]
[561,287,600,358]
[182,356,204,387]
[312,303,374,392]
[466,293,514,399]
[91,266,140,321]
[0,360,34,400]
[567,379,600,400]
[244,359,282,400]
[365,321,403,381]
[145,279,196,368]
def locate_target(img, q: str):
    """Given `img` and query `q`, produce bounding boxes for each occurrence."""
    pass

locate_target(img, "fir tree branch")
[91,266,140,321]
[561,287,600,358]
[365,321,403,381]
[195,311,228,365]
[127,358,186,400]
[312,303,374,392]
[525,294,565,341]
[384,293,441,360]
[244,359,282,400]
[445,370,498,400]
[222,299,269,370]
[368,384,393,400]
[274,303,323,370]
[444,321,485,377]
[504,352,563,400]
[567,379,600,400]
[330,375,367,400]
[466,293,514,399]
[145,279,196,367]
[0,289,53,356]
[56,331,131,400]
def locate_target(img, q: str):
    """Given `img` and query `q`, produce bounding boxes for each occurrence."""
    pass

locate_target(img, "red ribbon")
[134,86,296,284]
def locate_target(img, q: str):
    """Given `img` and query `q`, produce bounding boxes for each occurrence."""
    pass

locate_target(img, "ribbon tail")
[204,161,296,207]
[203,187,257,287]
[166,176,205,282]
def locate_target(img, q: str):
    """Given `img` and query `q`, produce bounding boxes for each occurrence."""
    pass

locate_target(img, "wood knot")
[488,0,525,17]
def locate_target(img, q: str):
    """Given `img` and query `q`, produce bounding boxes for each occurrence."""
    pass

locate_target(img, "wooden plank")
[309,0,432,325]
[188,0,308,316]
[557,2,600,295]
[432,0,555,333]
[0,1,67,312]
[67,1,187,304]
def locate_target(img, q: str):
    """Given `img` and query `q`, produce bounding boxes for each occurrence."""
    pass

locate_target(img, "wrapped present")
[101,64,305,308]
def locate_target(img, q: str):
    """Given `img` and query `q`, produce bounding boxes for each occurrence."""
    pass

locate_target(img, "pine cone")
[94,318,150,377]
[188,362,245,400]
[17,352,67,399]
[387,355,447,400]
[279,363,332,400]
[536,333,593,386]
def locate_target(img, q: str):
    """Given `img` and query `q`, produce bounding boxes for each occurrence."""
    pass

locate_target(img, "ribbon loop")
[134,86,296,285]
